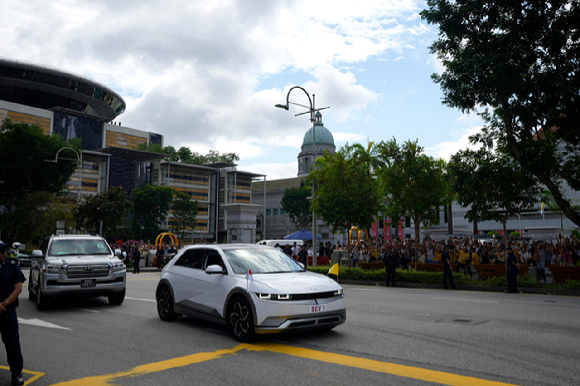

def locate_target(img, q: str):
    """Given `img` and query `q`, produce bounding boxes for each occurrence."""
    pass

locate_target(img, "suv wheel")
[227,296,255,342]
[35,284,50,311]
[156,285,178,321]
[108,289,125,305]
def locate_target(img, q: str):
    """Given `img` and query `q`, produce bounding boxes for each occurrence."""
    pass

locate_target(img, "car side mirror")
[205,265,226,275]
[32,250,43,258]
[114,249,125,261]
[297,262,305,270]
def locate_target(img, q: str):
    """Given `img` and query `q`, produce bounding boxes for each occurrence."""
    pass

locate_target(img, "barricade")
[308,255,330,266]
[548,265,580,283]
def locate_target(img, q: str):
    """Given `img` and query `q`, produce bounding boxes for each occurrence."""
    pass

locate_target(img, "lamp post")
[45,147,83,201]
[276,86,329,267]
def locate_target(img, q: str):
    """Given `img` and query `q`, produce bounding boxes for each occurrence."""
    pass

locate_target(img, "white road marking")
[71,308,101,313]
[18,318,72,330]
[433,297,499,304]
[126,296,156,303]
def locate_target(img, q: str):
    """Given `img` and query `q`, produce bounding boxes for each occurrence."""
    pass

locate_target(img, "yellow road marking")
[49,343,518,386]
[0,365,44,385]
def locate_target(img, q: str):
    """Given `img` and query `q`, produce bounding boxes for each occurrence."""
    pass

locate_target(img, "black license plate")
[80,279,96,288]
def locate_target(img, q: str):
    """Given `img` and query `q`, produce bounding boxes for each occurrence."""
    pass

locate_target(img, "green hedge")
[306,266,579,289]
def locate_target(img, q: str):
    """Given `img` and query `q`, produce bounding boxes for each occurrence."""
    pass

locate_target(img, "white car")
[156,244,346,341]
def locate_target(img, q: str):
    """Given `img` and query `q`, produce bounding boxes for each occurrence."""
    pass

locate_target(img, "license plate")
[308,304,327,313]
[81,279,96,288]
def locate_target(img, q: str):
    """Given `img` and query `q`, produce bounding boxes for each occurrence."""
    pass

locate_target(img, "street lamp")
[276,86,329,267]
[45,147,83,201]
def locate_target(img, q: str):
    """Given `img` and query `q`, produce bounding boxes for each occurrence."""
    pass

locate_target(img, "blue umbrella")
[284,230,322,240]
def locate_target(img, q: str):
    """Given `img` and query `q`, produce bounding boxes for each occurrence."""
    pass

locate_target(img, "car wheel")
[35,282,50,311]
[28,272,36,301]
[108,288,125,305]
[156,285,178,321]
[227,296,255,342]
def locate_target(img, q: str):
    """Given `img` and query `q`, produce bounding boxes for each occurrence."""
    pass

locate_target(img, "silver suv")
[29,234,126,310]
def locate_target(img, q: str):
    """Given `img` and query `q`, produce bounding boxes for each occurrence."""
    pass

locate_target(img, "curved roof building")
[297,112,336,177]
[0,58,125,122]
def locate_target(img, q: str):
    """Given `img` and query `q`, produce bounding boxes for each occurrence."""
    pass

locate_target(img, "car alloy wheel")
[35,283,49,311]
[28,272,36,301]
[157,285,178,321]
[227,296,254,342]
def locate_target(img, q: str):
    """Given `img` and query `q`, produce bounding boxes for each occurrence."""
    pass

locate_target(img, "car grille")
[291,291,336,301]
[66,265,110,278]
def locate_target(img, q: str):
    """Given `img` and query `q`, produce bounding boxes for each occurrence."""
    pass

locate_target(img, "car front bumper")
[40,272,126,296]
[252,294,346,334]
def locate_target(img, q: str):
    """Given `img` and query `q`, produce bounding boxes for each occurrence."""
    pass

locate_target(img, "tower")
[297,112,335,177]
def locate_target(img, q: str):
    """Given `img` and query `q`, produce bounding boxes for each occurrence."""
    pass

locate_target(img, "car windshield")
[223,248,303,274]
[48,239,111,257]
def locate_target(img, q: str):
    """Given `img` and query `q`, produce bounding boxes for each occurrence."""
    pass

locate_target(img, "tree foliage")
[0,119,79,242]
[131,185,174,241]
[308,143,384,237]
[421,0,580,226]
[377,139,450,261]
[280,186,312,231]
[135,143,239,165]
[75,187,131,237]
[448,138,540,245]
[170,191,199,242]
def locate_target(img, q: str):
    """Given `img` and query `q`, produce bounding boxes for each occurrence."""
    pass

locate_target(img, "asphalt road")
[2,270,579,386]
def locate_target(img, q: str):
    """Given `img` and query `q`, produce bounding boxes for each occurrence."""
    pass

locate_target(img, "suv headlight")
[43,264,64,274]
[257,293,291,301]
[110,262,126,272]
[334,289,343,296]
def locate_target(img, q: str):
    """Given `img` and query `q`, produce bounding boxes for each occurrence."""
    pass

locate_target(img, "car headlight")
[43,264,64,274]
[110,262,126,272]
[334,289,343,296]
[257,293,291,301]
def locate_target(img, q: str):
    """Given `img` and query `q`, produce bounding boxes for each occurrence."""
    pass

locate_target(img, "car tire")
[28,272,36,301]
[35,281,50,311]
[227,296,255,342]
[156,285,178,321]
[108,288,125,305]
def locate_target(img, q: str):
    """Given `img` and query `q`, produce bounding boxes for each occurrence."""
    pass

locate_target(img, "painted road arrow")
[18,318,72,331]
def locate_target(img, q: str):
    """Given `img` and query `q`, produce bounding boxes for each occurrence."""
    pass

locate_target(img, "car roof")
[185,244,271,251]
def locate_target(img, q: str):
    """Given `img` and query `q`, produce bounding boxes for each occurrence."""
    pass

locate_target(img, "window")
[280,209,285,215]
[273,209,278,216]
[266,209,271,216]
[174,249,205,269]
[204,250,225,270]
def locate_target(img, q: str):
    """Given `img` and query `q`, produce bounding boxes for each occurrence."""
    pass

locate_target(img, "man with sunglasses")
[0,241,25,386]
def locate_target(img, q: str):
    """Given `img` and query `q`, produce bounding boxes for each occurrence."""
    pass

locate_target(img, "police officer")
[0,241,25,386]
[506,246,519,293]
[382,244,398,287]
[442,245,457,290]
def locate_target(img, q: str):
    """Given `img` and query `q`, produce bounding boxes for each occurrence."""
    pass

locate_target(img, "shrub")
[510,231,521,237]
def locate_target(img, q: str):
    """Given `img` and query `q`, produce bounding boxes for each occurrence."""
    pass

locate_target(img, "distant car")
[15,252,32,267]
[28,234,126,310]
[156,244,346,341]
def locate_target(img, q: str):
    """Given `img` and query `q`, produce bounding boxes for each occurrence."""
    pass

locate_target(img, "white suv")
[29,235,126,310]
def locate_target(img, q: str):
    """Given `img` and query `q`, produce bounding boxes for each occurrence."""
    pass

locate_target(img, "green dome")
[302,113,334,147]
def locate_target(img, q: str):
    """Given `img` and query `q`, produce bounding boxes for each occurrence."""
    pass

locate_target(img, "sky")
[1,0,483,180]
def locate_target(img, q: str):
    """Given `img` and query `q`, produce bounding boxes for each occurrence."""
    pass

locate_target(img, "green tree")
[75,187,131,237]
[377,139,450,263]
[421,0,580,226]
[280,186,312,231]
[448,141,539,246]
[131,185,174,241]
[0,119,79,242]
[308,143,385,266]
[135,143,239,165]
[170,191,199,242]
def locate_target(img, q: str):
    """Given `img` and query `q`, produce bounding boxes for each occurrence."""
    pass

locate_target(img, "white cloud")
[238,161,298,180]
[425,125,482,161]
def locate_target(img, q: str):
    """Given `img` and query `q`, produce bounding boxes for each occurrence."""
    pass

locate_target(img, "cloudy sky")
[1,0,482,179]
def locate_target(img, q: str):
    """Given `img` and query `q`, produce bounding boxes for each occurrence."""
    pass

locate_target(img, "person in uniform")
[506,246,519,293]
[381,244,398,287]
[132,247,140,274]
[441,245,457,290]
[0,241,25,386]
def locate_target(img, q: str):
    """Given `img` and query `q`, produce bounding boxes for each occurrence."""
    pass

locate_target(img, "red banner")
[371,221,377,238]
[384,218,389,241]
[398,221,403,239]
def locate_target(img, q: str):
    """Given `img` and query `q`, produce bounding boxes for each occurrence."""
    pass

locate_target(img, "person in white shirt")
[291,242,300,261]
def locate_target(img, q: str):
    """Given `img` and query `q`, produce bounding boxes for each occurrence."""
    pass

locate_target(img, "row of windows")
[169,172,209,185]
[173,187,209,201]
[168,219,208,230]
[266,208,286,216]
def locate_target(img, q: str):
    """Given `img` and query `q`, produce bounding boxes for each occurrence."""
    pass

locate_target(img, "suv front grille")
[66,265,110,278]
